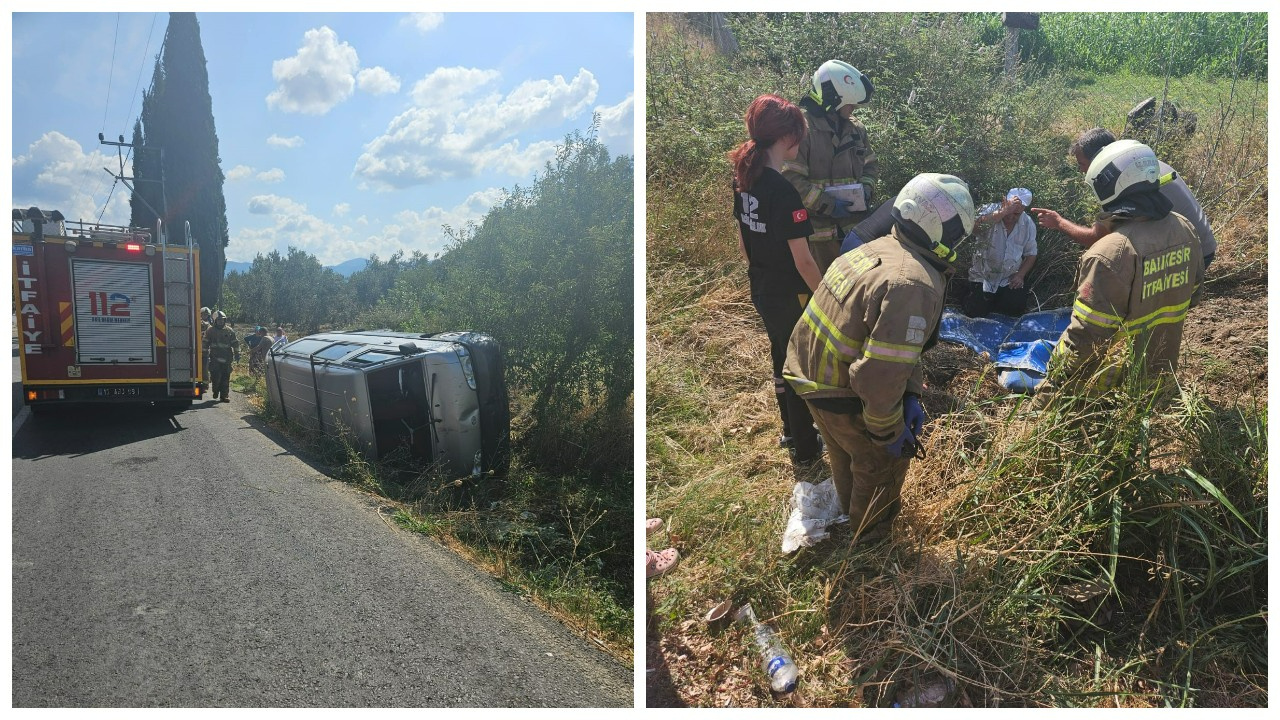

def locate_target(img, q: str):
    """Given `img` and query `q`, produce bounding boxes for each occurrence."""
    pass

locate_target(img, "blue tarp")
[938,307,1072,391]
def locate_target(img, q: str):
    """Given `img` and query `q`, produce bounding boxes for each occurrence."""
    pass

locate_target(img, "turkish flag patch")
[792,209,808,223]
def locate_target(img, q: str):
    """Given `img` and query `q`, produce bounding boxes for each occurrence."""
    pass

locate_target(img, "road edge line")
[13,406,31,438]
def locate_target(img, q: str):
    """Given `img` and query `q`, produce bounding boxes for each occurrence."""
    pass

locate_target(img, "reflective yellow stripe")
[863,405,902,433]
[784,373,839,395]
[781,160,808,175]
[802,186,823,208]
[802,303,863,387]
[804,304,862,360]
[864,337,921,364]
[1120,298,1191,335]
[1072,298,1122,329]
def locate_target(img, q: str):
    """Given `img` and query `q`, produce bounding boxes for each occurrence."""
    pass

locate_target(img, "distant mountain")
[328,258,368,277]
[223,258,368,277]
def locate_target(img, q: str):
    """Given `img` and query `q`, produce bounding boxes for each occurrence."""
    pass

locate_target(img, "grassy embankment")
[646,14,1266,707]
[227,359,632,663]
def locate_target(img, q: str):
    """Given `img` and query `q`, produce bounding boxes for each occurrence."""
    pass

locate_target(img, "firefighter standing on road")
[784,59,879,274]
[1043,140,1203,392]
[204,311,238,403]
[200,307,212,382]
[785,173,976,544]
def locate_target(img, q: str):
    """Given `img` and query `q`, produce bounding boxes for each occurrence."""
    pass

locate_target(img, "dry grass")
[646,18,1267,706]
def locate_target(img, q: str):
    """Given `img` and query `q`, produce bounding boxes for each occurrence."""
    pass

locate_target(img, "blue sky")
[10,12,634,266]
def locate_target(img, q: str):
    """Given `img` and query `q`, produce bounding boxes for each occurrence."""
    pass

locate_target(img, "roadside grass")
[646,13,1266,707]
[226,362,633,662]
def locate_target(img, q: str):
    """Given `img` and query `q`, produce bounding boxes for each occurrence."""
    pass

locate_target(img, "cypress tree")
[132,12,229,307]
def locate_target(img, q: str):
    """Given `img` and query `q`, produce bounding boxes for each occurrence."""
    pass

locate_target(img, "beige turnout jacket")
[1051,211,1203,387]
[782,106,879,240]
[784,227,945,444]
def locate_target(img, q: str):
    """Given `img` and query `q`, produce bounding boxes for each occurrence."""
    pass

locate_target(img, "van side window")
[348,349,403,365]
[311,342,364,361]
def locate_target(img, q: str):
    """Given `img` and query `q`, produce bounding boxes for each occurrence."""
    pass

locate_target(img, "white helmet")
[810,60,873,112]
[1086,139,1161,206]
[891,173,976,262]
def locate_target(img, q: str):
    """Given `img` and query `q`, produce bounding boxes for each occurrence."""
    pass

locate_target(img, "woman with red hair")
[731,94,822,465]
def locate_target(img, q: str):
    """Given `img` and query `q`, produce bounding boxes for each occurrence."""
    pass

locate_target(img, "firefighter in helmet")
[785,173,976,544]
[783,59,879,274]
[203,310,238,403]
[1044,140,1203,392]
[199,307,212,383]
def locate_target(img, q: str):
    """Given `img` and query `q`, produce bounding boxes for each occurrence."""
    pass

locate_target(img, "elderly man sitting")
[963,187,1038,318]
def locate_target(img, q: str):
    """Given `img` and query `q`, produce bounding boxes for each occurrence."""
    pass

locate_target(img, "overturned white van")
[265,330,510,478]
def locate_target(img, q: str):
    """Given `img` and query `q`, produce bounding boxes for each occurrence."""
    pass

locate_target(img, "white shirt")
[969,212,1037,293]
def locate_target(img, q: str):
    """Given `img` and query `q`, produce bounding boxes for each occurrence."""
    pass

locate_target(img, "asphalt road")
[10,387,631,707]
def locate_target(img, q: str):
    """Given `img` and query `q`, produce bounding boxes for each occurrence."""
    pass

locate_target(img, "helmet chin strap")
[933,241,957,263]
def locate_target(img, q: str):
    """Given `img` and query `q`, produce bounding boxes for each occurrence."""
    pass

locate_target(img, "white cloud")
[595,93,634,157]
[266,26,359,115]
[12,131,133,225]
[355,68,599,189]
[410,66,500,110]
[474,139,560,177]
[357,67,401,96]
[403,13,444,33]
[247,194,306,216]
[372,187,505,258]
[332,203,350,217]
[228,188,503,266]
[256,168,285,183]
[267,134,305,149]
[226,164,255,181]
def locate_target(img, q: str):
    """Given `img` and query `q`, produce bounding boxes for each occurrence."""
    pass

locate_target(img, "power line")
[120,13,159,140]
[100,13,119,135]
[92,13,159,225]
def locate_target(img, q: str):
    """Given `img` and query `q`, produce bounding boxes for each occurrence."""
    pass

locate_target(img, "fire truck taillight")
[124,243,142,252]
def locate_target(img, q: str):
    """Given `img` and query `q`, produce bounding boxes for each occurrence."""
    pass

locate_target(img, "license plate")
[97,387,141,397]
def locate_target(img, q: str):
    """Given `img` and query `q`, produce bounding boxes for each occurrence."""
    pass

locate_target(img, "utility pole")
[1001,13,1040,79]
[99,133,167,242]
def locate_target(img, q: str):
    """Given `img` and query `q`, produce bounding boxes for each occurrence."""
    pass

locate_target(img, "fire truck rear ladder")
[161,220,198,396]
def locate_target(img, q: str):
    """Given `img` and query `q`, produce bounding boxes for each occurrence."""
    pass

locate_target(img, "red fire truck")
[13,207,204,411]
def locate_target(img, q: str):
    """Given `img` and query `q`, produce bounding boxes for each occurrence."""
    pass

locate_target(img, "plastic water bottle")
[735,604,798,693]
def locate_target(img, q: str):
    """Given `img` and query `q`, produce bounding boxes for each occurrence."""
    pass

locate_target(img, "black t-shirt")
[735,167,814,297]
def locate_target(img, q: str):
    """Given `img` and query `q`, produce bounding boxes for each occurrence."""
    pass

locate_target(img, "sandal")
[646,548,679,578]
[646,518,664,536]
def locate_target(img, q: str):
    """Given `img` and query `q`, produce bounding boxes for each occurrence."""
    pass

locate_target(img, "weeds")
[646,13,1266,707]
